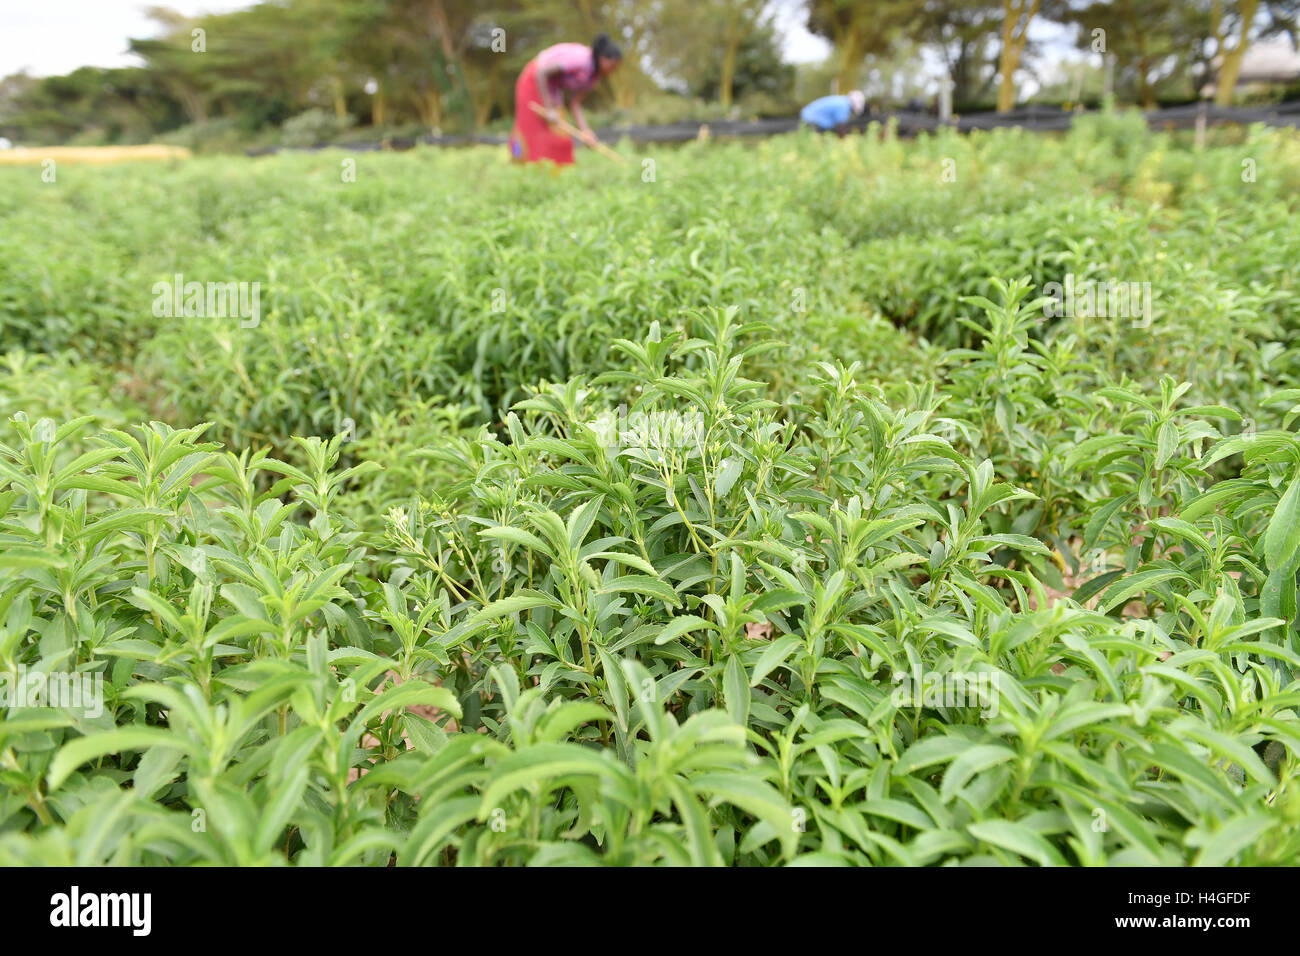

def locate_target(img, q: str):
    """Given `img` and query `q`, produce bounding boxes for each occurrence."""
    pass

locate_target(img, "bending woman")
[510,34,623,165]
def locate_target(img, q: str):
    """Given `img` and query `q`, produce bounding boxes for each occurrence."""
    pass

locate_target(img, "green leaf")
[598,575,683,608]
[1099,568,1190,613]
[48,728,188,791]
[478,526,551,557]
[345,682,461,750]
[1154,420,1179,470]
[467,590,563,626]
[939,745,1017,802]
[893,736,972,776]
[1187,813,1277,866]
[967,819,1068,867]
[723,654,750,726]
[652,614,719,646]
[749,635,801,687]
[690,772,796,860]
[1264,474,1300,570]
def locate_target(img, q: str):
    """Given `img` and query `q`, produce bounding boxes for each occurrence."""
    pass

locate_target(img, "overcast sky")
[1,1,255,77]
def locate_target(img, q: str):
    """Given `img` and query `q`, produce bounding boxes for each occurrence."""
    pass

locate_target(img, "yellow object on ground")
[0,144,192,165]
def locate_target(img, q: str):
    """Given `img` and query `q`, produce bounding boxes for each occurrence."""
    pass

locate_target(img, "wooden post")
[939,77,953,124]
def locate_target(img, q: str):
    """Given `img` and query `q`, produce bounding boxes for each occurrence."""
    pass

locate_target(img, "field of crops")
[2,112,1300,866]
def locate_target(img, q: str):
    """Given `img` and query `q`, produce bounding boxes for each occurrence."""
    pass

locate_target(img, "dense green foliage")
[2,121,1300,865]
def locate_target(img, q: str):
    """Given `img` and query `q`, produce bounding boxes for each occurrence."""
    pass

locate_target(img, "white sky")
[770,2,831,64]
[1,1,255,77]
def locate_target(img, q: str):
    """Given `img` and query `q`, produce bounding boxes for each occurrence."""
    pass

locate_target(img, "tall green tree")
[994,0,1040,111]
[1064,0,1184,107]
[653,0,773,108]
[807,0,918,93]
[915,0,1003,106]
[1199,0,1299,105]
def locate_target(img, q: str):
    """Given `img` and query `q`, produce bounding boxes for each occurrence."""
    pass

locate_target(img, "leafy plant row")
[2,293,1298,865]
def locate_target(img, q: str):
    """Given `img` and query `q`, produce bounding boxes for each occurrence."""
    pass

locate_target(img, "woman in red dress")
[510,34,623,166]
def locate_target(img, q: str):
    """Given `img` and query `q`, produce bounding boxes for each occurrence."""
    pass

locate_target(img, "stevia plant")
[2,120,1300,866]
[4,296,1293,865]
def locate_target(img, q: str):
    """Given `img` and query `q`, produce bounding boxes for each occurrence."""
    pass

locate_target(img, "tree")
[807,0,917,93]
[915,0,1003,106]
[692,21,795,106]
[1171,1,1299,105]
[653,0,773,108]
[1065,0,1184,107]
[1213,0,1261,104]
[128,8,217,123]
[3,0,814,143]
[994,0,1040,111]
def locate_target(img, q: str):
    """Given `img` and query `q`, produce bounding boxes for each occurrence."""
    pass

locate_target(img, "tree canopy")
[1,0,1295,146]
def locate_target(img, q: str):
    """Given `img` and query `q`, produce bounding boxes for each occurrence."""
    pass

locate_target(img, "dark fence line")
[246,102,1300,156]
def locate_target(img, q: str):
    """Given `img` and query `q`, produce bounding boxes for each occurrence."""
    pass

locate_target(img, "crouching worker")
[509,34,623,166]
[800,90,866,137]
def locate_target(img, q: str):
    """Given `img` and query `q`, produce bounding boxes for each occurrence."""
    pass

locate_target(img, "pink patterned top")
[536,43,598,98]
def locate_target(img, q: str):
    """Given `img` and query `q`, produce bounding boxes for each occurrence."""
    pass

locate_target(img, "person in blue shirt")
[800,90,866,137]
